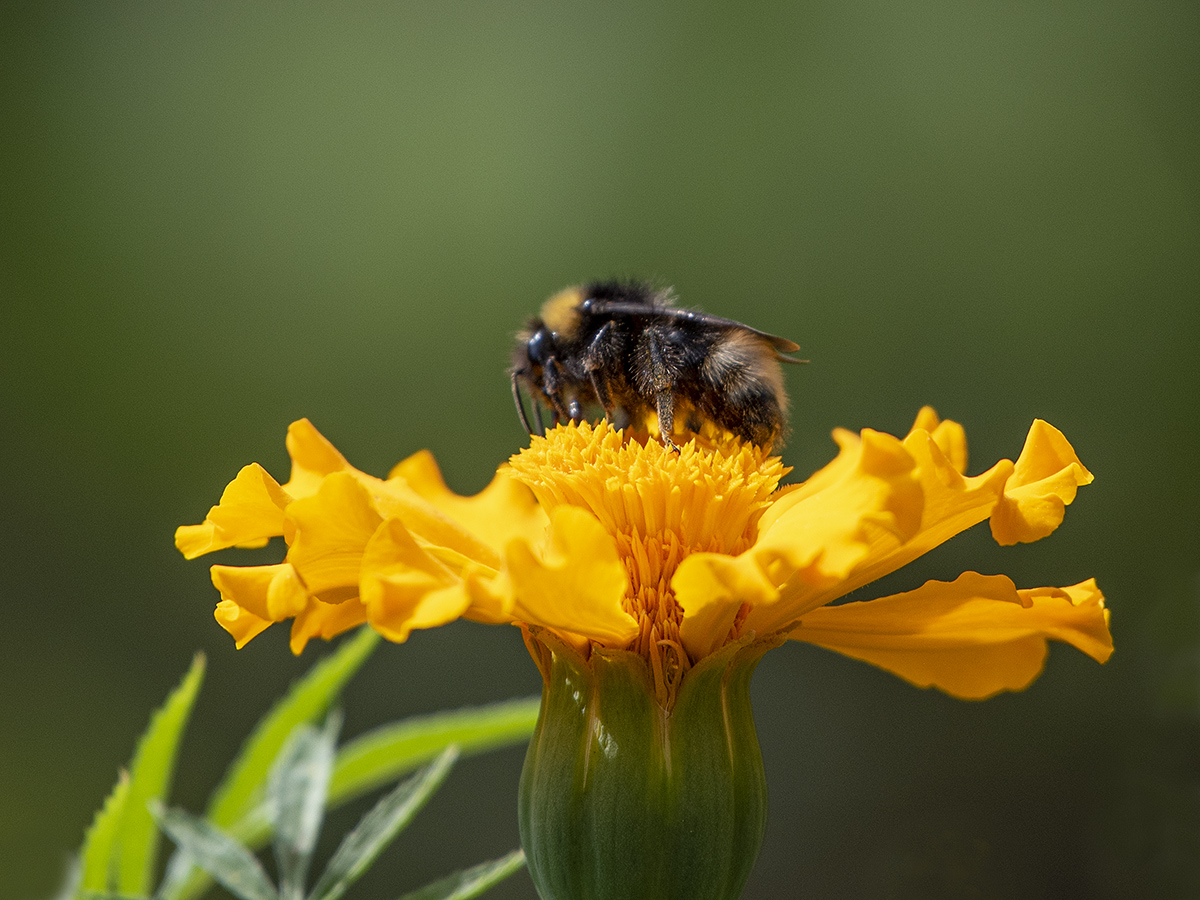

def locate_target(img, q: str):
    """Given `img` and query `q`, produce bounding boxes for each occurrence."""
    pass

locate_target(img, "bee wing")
[588,301,805,361]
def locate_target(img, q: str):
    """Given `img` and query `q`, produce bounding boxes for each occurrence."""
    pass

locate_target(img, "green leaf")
[78,770,131,892]
[80,893,152,900]
[393,850,526,900]
[115,653,206,894]
[158,631,377,900]
[328,696,539,805]
[150,803,279,900]
[157,633,376,900]
[269,713,340,897]
[307,746,458,900]
[157,809,273,900]
[162,687,533,900]
[208,627,379,828]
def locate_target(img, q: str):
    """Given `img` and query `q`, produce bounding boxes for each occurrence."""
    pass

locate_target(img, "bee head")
[511,318,564,435]
[513,319,556,380]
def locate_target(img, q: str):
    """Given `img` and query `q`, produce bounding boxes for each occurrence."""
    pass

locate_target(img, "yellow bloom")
[176,407,1110,701]
[178,406,1111,900]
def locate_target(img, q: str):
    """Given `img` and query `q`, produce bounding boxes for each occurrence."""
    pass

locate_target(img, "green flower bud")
[519,631,781,900]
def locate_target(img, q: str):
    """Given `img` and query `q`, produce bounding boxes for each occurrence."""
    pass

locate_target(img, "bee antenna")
[511,371,535,435]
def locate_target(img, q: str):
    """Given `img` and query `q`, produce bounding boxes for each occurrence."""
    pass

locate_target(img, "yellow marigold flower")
[177,407,1110,900]
[177,407,1109,698]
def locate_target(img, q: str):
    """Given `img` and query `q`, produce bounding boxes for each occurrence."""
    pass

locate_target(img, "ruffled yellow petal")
[209,562,308,622]
[459,565,520,625]
[388,451,549,553]
[360,518,473,642]
[673,549,779,659]
[366,579,473,643]
[286,472,381,602]
[991,420,1093,545]
[906,406,967,474]
[504,505,637,646]
[676,427,924,648]
[175,463,290,559]
[214,598,273,649]
[369,478,505,572]
[289,597,368,655]
[779,421,1014,612]
[737,414,1088,632]
[281,418,353,499]
[789,572,1111,699]
[278,423,505,571]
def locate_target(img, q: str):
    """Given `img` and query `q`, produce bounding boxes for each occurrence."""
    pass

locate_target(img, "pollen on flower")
[508,421,788,702]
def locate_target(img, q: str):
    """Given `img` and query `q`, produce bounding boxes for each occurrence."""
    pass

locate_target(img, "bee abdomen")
[695,329,787,445]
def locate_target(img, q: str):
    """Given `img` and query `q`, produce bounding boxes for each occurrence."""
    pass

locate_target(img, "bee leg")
[589,370,614,419]
[542,358,572,424]
[655,390,680,451]
[585,322,617,419]
[645,331,680,450]
[567,397,582,422]
[511,371,534,435]
[533,400,546,436]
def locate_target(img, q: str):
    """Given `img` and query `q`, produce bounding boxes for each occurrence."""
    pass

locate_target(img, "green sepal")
[519,633,781,900]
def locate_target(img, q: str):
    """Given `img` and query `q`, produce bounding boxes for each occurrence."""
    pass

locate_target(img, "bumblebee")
[511,280,803,449]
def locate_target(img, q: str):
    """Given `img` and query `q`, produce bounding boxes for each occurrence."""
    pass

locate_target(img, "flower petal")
[753,429,924,573]
[745,415,1093,634]
[175,463,290,559]
[674,552,779,660]
[459,565,519,625]
[907,406,967,474]
[990,420,1093,545]
[365,580,473,643]
[359,517,473,642]
[209,562,308,622]
[388,452,549,554]
[789,572,1112,699]
[366,478,506,571]
[214,598,273,649]
[505,505,637,646]
[283,424,519,580]
[286,472,382,602]
[745,414,1044,627]
[685,428,924,638]
[780,424,1014,612]
[281,418,353,499]
[289,597,368,654]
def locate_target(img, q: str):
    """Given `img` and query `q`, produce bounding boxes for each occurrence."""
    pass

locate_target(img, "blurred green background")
[2,1,1197,898]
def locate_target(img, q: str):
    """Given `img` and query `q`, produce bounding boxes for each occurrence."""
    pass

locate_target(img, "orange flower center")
[507,421,787,701]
